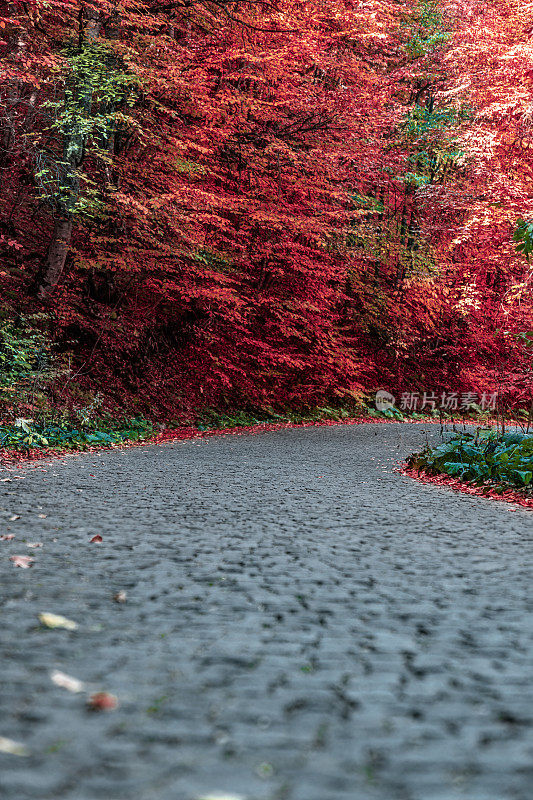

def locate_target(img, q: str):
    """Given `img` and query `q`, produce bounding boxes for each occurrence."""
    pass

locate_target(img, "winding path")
[1,423,532,800]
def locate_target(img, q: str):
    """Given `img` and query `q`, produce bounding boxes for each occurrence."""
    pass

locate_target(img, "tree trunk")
[37,6,100,299]
[37,217,73,299]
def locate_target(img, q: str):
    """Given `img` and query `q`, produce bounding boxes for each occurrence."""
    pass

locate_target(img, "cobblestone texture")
[0,422,532,800]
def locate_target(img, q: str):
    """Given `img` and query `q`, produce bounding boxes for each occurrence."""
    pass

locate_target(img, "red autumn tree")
[1,0,531,416]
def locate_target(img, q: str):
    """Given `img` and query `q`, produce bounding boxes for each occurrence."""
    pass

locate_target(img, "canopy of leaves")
[0,0,532,415]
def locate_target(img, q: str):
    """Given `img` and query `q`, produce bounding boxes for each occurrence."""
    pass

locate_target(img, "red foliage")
[401,465,533,510]
[0,1,531,412]
[87,691,118,711]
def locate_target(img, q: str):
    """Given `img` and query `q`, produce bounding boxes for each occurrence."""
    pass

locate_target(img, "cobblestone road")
[1,423,532,800]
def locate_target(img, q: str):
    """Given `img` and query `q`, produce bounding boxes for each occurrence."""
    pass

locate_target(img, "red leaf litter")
[0,416,385,467]
[0,417,506,472]
[10,555,34,568]
[401,466,533,509]
[89,535,103,543]
[87,692,118,711]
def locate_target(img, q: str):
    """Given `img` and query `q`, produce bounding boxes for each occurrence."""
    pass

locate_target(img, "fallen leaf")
[37,514,47,519]
[87,692,118,711]
[26,542,42,548]
[9,515,20,521]
[89,535,103,543]
[38,612,78,631]
[10,555,34,568]
[0,736,29,757]
[113,590,127,603]
[1,534,15,541]
[0,478,13,483]
[50,670,85,693]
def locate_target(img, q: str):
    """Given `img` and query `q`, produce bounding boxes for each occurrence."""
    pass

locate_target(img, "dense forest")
[1,0,532,420]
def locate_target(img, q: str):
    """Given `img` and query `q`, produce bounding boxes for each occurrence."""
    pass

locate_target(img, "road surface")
[1,423,532,800]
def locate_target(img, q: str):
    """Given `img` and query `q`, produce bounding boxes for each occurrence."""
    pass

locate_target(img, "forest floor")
[0,422,532,800]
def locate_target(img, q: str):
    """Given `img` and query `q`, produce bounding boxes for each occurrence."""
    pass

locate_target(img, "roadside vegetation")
[407,430,533,495]
[0,317,153,454]
[0,316,531,460]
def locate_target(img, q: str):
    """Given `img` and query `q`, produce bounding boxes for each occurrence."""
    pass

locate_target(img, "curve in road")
[1,423,532,800]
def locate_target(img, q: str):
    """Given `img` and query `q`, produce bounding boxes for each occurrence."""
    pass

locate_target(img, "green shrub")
[0,319,52,389]
[408,429,533,492]
[0,415,154,452]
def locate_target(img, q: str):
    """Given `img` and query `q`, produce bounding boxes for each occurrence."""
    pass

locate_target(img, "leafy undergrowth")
[0,416,154,456]
[0,401,520,467]
[195,405,355,430]
[405,429,533,508]
[193,403,510,430]
[0,413,377,466]
[0,405,424,465]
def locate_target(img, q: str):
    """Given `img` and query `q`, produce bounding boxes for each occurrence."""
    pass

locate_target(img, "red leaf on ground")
[1,534,15,541]
[10,555,34,568]
[87,692,118,711]
[89,535,103,543]
[401,466,533,509]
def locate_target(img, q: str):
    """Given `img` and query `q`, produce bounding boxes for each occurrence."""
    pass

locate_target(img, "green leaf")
[512,470,532,486]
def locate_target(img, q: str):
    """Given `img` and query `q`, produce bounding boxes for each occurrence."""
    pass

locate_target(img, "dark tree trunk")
[37,217,73,299]
[38,7,101,299]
